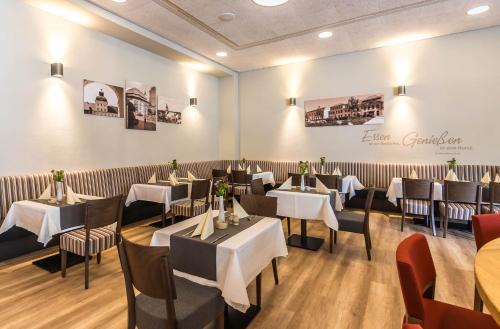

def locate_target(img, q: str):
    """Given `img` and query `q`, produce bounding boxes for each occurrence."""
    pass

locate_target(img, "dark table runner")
[170,215,265,281]
[33,198,87,230]
[148,182,189,201]
[279,187,337,211]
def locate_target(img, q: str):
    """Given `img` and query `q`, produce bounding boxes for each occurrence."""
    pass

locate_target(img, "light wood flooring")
[0,213,479,329]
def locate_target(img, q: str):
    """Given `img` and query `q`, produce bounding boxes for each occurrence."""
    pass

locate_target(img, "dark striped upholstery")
[439,202,477,221]
[481,205,500,214]
[233,185,248,196]
[401,199,431,216]
[171,199,208,217]
[60,227,116,256]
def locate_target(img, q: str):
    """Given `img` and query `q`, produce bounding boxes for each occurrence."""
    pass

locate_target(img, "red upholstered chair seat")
[472,214,500,250]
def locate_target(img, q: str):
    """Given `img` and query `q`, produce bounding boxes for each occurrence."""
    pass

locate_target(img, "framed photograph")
[125,81,157,131]
[83,80,124,118]
[157,96,182,124]
[305,94,384,127]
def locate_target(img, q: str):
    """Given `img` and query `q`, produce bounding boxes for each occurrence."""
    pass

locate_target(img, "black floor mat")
[32,253,92,273]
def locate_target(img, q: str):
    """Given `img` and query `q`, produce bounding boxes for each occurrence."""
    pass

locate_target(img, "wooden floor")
[0,213,479,329]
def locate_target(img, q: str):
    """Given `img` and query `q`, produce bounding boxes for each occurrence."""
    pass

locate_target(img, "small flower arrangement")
[51,170,64,182]
[171,159,178,171]
[320,157,326,166]
[298,161,309,175]
[447,157,457,171]
[215,180,229,197]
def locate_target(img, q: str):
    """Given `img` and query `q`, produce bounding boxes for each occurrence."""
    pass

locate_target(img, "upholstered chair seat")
[400,199,431,216]
[60,227,116,256]
[232,185,248,196]
[438,202,476,221]
[481,204,500,214]
[171,199,207,217]
[135,276,224,329]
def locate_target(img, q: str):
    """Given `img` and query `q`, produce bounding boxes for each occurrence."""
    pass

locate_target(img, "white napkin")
[38,185,52,200]
[232,198,249,218]
[496,174,500,183]
[445,169,459,182]
[246,166,251,174]
[409,170,418,179]
[316,178,330,194]
[66,186,81,205]
[311,167,318,175]
[238,164,243,170]
[481,172,491,184]
[256,165,263,173]
[169,173,179,186]
[148,173,157,184]
[278,177,292,190]
[187,171,196,182]
[227,165,232,174]
[191,206,214,240]
[333,167,342,176]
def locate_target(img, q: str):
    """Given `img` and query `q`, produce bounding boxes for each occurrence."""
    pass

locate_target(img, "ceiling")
[88,0,500,72]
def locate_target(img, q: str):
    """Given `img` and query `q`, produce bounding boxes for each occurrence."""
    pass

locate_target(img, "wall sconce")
[190,97,198,107]
[288,97,297,106]
[396,85,406,96]
[51,63,63,78]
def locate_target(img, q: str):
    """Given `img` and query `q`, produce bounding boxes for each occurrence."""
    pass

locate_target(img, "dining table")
[474,237,500,326]
[267,187,341,251]
[250,171,276,186]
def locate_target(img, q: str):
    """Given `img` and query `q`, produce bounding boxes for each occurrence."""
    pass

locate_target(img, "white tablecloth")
[386,177,443,206]
[266,189,339,231]
[125,182,190,213]
[341,175,365,199]
[0,194,102,246]
[252,172,276,186]
[150,210,288,313]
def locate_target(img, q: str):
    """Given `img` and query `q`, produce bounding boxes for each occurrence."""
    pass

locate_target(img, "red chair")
[403,325,422,329]
[472,214,500,311]
[396,233,499,329]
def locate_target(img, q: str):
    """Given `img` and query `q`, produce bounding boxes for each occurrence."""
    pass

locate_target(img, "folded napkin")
[333,167,342,176]
[227,165,232,174]
[66,186,81,205]
[256,165,263,173]
[238,164,243,170]
[496,174,500,183]
[232,198,249,218]
[316,178,330,194]
[188,171,196,182]
[481,172,491,184]
[311,167,318,175]
[409,169,418,179]
[246,166,251,174]
[191,206,214,240]
[38,185,52,200]
[148,173,157,184]
[445,169,459,182]
[169,173,179,186]
[279,177,292,190]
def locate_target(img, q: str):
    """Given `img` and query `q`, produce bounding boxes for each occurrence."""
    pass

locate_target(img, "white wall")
[0,1,221,176]
[239,26,500,165]
[218,75,240,160]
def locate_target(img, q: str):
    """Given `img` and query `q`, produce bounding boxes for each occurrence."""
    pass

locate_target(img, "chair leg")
[60,249,67,278]
[272,258,279,285]
[287,218,291,237]
[430,213,437,237]
[97,252,101,264]
[443,214,449,238]
[401,211,405,232]
[329,229,333,253]
[474,285,484,312]
[84,253,90,289]
[364,233,372,261]
[367,231,372,250]
[214,313,225,329]
[256,273,262,308]
[334,230,337,244]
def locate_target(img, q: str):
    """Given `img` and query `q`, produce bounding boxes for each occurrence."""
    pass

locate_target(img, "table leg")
[287,219,324,251]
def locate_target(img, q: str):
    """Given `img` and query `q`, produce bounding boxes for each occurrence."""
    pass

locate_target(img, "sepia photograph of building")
[157,96,182,124]
[125,81,157,131]
[83,80,124,118]
[304,94,384,127]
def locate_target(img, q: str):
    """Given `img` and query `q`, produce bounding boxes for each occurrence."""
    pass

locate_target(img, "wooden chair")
[250,178,266,195]
[482,181,500,214]
[60,195,123,289]
[332,188,375,260]
[472,213,500,311]
[232,170,250,197]
[211,169,228,179]
[396,233,498,329]
[240,194,280,289]
[171,179,210,221]
[288,173,305,187]
[439,181,482,238]
[401,179,436,236]
[117,236,224,329]
[316,174,340,190]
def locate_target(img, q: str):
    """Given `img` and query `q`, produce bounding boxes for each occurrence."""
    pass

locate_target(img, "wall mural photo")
[125,81,157,131]
[83,80,124,118]
[157,96,182,124]
[304,94,384,127]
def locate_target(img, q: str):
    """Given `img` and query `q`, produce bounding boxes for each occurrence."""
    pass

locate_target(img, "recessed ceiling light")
[112,0,127,3]
[467,5,490,15]
[253,0,289,7]
[219,12,235,21]
[318,31,333,39]
[216,51,227,57]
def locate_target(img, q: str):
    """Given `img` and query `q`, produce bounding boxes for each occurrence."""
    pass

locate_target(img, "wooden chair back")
[250,178,266,195]
[117,237,177,328]
[240,195,278,218]
[364,188,375,226]
[444,181,482,204]
[212,169,227,179]
[402,179,434,201]
[190,179,211,201]
[84,195,124,233]
[232,170,249,185]
[288,173,304,187]
[489,182,500,211]
[316,174,339,190]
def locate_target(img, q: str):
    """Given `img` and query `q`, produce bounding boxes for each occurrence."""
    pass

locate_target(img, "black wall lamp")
[288,97,297,106]
[190,97,198,107]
